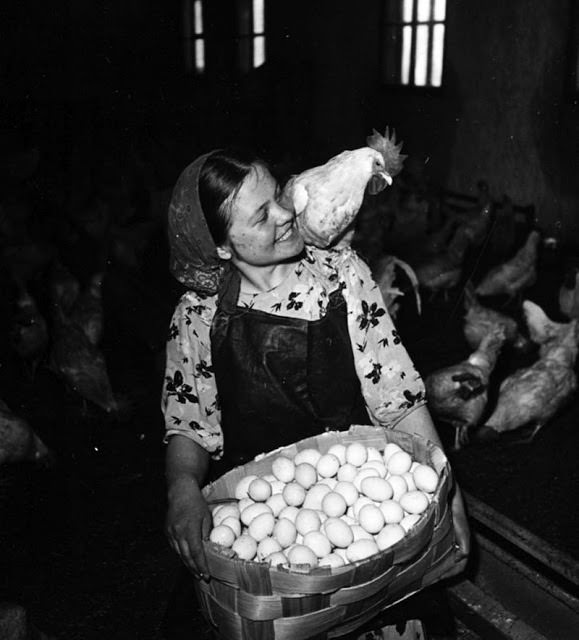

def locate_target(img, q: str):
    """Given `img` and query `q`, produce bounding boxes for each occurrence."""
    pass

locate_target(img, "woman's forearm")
[166,435,210,493]
[393,404,444,449]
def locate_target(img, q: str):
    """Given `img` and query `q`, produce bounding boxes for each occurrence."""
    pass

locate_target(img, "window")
[183,0,205,74]
[236,0,266,73]
[382,0,446,87]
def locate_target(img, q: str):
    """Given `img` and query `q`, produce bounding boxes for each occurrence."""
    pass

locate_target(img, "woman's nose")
[273,202,295,222]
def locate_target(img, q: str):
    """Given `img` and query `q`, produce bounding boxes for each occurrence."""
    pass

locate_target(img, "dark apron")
[209,288,370,475]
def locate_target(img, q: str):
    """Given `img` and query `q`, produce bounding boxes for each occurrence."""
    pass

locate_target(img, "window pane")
[253,0,264,33]
[433,0,446,22]
[254,35,265,67]
[401,25,412,84]
[414,24,429,86]
[417,0,431,22]
[402,0,414,23]
[195,40,205,73]
[194,0,203,35]
[431,23,444,86]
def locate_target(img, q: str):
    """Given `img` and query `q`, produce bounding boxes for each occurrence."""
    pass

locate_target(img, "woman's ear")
[216,245,232,260]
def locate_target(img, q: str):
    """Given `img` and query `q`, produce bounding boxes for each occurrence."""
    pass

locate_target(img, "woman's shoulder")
[172,290,218,326]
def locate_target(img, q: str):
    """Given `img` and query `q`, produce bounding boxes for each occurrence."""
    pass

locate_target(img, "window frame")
[380,0,447,90]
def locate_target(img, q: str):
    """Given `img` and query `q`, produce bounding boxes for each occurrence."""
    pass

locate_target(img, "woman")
[162,148,470,635]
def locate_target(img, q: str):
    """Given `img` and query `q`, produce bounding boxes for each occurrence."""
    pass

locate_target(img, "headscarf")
[167,151,239,304]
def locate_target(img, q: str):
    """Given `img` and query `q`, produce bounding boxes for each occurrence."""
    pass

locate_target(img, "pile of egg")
[209,441,440,570]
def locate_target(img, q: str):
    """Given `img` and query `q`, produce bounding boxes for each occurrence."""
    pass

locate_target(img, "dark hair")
[199,148,266,246]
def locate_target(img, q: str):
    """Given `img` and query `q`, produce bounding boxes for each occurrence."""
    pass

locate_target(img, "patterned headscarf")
[167,151,237,300]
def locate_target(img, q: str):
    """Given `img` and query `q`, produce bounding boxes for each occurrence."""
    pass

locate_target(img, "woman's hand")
[165,477,212,580]
[441,484,471,580]
[165,436,212,580]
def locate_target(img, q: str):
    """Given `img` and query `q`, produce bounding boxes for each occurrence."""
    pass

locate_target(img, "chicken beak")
[367,171,392,195]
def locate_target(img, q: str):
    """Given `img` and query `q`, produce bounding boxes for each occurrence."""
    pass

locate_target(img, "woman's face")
[221,165,304,268]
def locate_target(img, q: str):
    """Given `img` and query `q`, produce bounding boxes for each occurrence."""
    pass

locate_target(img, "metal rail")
[446,492,579,640]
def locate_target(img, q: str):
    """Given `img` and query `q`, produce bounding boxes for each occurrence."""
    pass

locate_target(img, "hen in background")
[425,325,505,449]
[446,180,492,250]
[558,266,579,320]
[49,260,80,315]
[0,398,53,467]
[475,229,541,301]
[462,285,529,351]
[281,128,405,248]
[9,279,49,378]
[476,300,578,443]
[372,255,421,319]
[70,271,105,346]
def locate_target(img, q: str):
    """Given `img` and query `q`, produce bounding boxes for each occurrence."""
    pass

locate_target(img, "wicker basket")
[197,425,456,640]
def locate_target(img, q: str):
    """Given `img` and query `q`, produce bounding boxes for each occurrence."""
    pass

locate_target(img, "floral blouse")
[162,246,426,459]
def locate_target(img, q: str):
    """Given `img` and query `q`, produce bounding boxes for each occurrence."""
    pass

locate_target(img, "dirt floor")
[1,236,578,639]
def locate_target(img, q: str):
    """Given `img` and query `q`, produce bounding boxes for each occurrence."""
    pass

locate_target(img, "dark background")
[1,1,578,638]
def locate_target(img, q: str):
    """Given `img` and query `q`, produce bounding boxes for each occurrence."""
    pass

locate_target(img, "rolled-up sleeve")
[338,249,426,427]
[162,292,224,458]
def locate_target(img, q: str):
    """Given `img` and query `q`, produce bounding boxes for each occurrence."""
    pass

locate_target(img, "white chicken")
[280,128,406,248]
[474,230,541,301]
[475,300,578,443]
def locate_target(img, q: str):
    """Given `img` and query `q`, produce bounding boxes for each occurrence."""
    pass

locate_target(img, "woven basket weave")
[197,425,456,640]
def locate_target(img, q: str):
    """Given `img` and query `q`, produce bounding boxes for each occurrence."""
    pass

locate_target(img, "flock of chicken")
[359,183,579,450]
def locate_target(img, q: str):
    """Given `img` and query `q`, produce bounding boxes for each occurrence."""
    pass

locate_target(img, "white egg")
[387,451,413,475]
[402,471,417,492]
[248,477,272,502]
[400,513,422,532]
[360,476,393,502]
[303,483,332,510]
[316,453,341,478]
[257,536,282,560]
[358,504,385,534]
[388,475,408,502]
[317,477,338,490]
[212,503,240,526]
[333,547,349,563]
[286,544,318,568]
[399,490,429,515]
[269,479,286,495]
[353,468,380,492]
[295,508,321,536]
[303,531,332,558]
[240,502,272,527]
[337,463,358,482]
[341,514,357,526]
[266,551,288,567]
[234,475,258,500]
[378,500,404,524]
[273,518,297,548]
[319,553,346,568]
[327,443,347,465]
[220,516,242,537]
[366,446,383,462]
[352,496,374,520]
[346,539,379,562]
[293,448,322,467]
[413,464,439,493]
[294,463,318,490]
[351,524,374,542]
[321,491,348,518]
[278,505,300,523]
[346,442,368,467]
[232,534,258,561]
[375,524,405,551]
[237,497,254,513]
[248,512,275,542]
[282,482,306,507]
[324,517,354,548]
[334,481,359,506]
[271,456,296,483]
[209,524,236,548]
[266,493,287,517]
[382,443,403,463]
[360,460,387,478]
[263,474,277,482]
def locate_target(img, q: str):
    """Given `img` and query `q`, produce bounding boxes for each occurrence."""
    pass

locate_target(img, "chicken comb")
[366,127,407,177]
